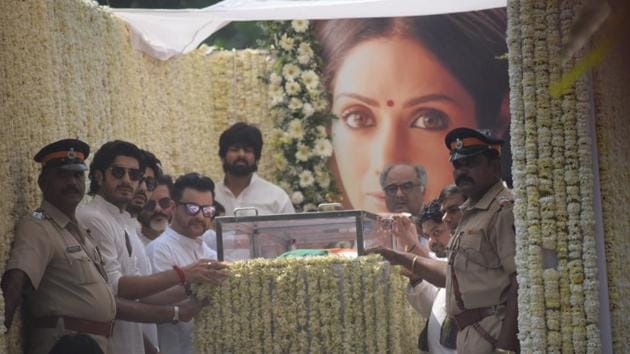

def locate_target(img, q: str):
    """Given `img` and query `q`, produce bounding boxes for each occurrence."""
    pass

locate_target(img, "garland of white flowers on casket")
[192,255,422,354]
[260,20,339,211]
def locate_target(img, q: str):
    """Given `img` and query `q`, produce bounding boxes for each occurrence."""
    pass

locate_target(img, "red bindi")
[386,99,395,107]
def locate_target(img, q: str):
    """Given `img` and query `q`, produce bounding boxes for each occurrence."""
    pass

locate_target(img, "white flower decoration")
[284,80,301,96]
[290,191,304,205]
[291,20,309,33]
[300,70,320,90]
[298,42,314,57]
[287,119,305,139]
[302,102,315,118]
[279,34,295,51]
[288,97,303,111]
[315,168,331,188]
[302,203,317,212]
[313,138,333,157]
[295,143,311,162]
[298,54,312,65]
[316,125,327,137]
[282,63,301,80]
[298,170,315,188]
[269,72,283,85]
[313,98,328,111]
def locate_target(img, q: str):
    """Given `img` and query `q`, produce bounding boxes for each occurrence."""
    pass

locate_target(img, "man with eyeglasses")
[77,141,228,354]
[146,173,220,354]
[380,164,427,216]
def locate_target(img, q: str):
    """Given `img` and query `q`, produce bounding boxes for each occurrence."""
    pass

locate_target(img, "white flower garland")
[193,256,421,353]
[261,20,339,211]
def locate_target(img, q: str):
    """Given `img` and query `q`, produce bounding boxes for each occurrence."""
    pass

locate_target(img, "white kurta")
[146,227,217,354]
[77,195,144,354]
[215,173,295,216]
[406,280,455,354]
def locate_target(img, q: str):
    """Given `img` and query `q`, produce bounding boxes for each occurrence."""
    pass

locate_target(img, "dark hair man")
[127,150,162,218]
[380,164,427,215]
[138,174,175,245]
[147,173,220,354]
[1,139,115,354]
[443,127,518,353]
[216,122,294,215]
[77,140,228,354]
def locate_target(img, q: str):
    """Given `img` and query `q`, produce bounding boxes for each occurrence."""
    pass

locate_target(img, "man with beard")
[147,173,220,354]
[444,128,517,353]
[380,164,427,216]
[127,150,161,220]
[215,122,294,216]
[138,174,175,245]
[1,139,116,354]
[77,140,228,354]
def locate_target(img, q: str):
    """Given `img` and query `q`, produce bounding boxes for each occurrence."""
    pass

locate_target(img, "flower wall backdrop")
[193,255,422,354]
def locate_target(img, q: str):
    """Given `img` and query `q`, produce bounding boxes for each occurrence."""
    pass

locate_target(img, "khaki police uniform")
[445,181,515,353]
[6,200,116,354]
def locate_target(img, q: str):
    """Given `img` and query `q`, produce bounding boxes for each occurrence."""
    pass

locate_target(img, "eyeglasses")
[108,166,143,182]
[384,182,423,197]
[144,197,172,211]
[142,177,157,192]
[177,202,215,218]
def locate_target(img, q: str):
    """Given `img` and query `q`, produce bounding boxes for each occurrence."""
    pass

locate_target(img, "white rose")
[299,170,315,188]
[291,20,309,33]
[279,34,295,51]
[291,191,304,205]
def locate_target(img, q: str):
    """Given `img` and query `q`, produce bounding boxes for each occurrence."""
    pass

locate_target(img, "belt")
[452,306,495,330]
[33,316,114,337]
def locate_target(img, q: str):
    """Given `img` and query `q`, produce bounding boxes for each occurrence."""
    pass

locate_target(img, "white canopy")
[111,0,506,60]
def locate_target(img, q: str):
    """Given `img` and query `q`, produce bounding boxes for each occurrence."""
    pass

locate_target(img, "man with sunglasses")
[77,141,227,354]
[138,175,175,245]
[146,173,220,354]
[216,122,295,215]
[1,139,115,354]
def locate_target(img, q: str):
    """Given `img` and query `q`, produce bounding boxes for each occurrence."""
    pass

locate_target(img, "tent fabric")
[111,0,506,60]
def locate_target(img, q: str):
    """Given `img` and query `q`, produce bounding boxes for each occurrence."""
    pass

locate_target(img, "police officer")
[1,139,116,354]
[444,128,518,353]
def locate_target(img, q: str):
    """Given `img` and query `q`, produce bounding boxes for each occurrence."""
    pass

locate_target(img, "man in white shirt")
[215,122,295,216]
[77,140,228,354]
[147,173,221,354]
[138,175,175,246]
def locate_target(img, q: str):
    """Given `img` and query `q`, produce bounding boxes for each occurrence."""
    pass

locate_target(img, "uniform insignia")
[67,148,76,160]
[497,196,514,206]
[32,209,46,220]
[66,245,82,253]
[455,138,463,149]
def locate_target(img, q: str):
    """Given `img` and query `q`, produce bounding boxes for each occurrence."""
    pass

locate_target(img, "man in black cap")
[443,127,518,353]
[1,139,116,354]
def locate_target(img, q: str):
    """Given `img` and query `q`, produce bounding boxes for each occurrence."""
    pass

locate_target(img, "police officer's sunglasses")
[176,202,216,218]
[108,166,144,182]
[144,197,172,211]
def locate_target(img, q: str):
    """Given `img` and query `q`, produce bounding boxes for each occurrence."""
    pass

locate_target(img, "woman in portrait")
[314,9,510,213]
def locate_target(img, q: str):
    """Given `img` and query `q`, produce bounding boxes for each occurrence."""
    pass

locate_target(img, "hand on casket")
[365,245,405,266]
[182,259,230,286]
[179,297,210,322]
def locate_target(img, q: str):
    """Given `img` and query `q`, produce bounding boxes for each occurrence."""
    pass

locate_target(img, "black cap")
[34,139,90,171]
[444,127,504,161]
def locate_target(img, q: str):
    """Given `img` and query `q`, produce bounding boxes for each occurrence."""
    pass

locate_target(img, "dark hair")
[48,334,104,354]
[156,174,174,196]
[88,140,145,195]
[379,164,427,188]
[212,200,226,216]
[314,9,508,128]
[438,184,462,203]
[418,199,443,224]
[172,173,215,202]
[142,150,163,178]
[218,122,263,160]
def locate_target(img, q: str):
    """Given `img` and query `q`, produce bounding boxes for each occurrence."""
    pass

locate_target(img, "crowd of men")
[1,123,518,354]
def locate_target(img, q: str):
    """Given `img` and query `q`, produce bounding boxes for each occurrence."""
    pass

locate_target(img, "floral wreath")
[260,20,339,211]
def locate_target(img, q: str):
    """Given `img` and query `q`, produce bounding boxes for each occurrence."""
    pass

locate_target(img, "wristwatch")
[171,305,180,324]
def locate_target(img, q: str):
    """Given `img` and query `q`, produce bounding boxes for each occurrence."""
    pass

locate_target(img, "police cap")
[444,127,503,161]
[34,139,90,171]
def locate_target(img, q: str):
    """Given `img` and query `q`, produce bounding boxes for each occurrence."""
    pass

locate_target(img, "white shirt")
[146,227,217,354]
[77,195,144,354]
[215,173,295,216]
[406,277,455,354]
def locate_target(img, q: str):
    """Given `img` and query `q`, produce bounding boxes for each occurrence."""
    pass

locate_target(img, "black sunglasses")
[108,166,144,182]
[177,202,215,218]
[142,177,157,192]
[144,197,172,211]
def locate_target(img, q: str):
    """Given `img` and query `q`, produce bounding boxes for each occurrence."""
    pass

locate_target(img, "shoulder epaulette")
[496,196,514,207]
[31,208,46,220]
